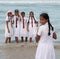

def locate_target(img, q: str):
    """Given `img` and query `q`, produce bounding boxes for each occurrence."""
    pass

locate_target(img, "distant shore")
[0,1,60,5]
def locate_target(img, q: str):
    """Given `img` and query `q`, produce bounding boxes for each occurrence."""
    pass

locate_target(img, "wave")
[0,1,60,4]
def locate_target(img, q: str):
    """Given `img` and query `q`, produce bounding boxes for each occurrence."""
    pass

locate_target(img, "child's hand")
[36,35,40,43]
[8,29,10,33]
[53,32,57,39]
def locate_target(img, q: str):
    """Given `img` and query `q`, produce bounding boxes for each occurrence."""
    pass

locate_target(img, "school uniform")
[20,17,28,37]
[5,16,13,37]
[28,17,38,38]
[35,22,55,59]
[13,15,20,38]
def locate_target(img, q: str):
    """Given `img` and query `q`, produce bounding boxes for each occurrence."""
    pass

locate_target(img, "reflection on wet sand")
[0,43,60,59]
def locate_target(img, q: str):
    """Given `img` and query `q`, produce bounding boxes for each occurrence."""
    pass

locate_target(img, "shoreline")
[0,42,60,49]
[0,42,60,59]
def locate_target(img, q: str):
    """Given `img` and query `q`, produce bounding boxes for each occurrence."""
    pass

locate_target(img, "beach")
[0,42,60,59]
[0,3,60,42]
[0,1,60,59]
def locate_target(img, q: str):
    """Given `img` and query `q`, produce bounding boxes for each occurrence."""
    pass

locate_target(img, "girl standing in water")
[13,9,21,43]
[20,12,28,42]
[5,10,13,43]
[35,13,57,59]
[28,11,38,42]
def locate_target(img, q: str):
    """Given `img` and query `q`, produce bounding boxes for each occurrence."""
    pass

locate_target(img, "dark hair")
[40,13,54,36]
[15,9,19,13]
[21,12,25,15]
[29,11,34,17]
[29,11,37,22]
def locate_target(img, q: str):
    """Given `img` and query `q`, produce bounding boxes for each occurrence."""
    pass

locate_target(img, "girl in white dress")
[5,10,13,43]
[20,12,28,42]
[35,13,57,59]
[13,9,21,43]
[28,11,38,42]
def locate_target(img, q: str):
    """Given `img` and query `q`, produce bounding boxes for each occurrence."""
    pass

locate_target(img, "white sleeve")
[37,26,43,36]
[6,16,8,21]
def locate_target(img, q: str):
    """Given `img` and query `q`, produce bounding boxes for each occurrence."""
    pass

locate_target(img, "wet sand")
[0,42,60,59]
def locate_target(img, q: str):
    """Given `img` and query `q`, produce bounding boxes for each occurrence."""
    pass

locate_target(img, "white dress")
[35,22,55,59]
[28,17,38,38]
[20,17,28,37]
[13,15,20,37]
[5,16,13,37]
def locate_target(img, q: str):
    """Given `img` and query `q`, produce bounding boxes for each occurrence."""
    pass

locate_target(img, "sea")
[0,2,60,43]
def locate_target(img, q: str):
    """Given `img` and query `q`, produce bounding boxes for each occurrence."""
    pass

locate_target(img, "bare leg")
[5,37,8,43]
[9,37,11,43]
[25,37,28,42]
[30,37,32,42]
[21,37,24,42]
[15,37,19,43]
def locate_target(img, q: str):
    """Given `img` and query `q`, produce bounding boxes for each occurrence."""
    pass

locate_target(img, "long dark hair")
[28,11,37,23]
[40,13,54,36]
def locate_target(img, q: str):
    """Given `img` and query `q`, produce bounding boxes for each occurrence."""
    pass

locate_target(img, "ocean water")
[0,3,60,43]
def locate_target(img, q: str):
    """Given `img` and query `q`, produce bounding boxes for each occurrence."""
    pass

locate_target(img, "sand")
[0,42,60,59]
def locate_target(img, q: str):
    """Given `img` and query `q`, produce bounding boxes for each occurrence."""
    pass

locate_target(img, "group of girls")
[5,9,38,43]
[5,9,57,59]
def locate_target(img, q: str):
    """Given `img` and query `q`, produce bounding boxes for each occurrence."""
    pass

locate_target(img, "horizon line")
[0,1,60,5]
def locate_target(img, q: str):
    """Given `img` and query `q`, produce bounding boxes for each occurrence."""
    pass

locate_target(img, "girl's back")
[38,22,54,44]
